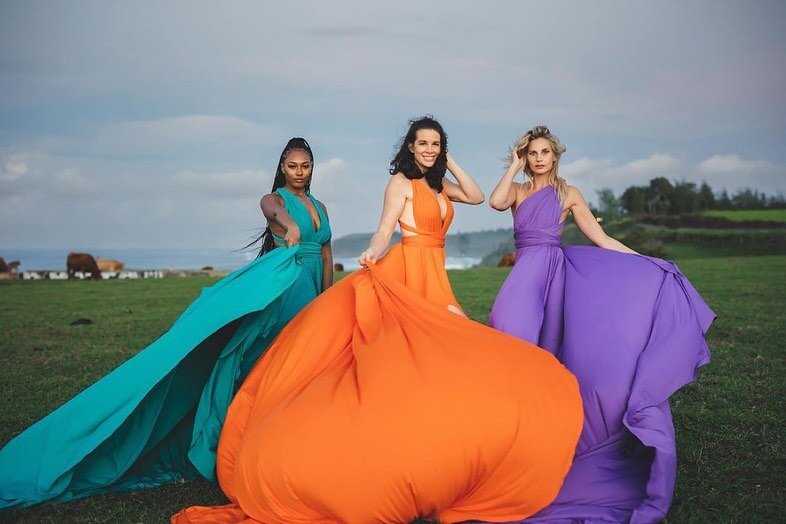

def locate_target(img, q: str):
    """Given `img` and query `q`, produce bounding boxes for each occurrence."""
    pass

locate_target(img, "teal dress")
[0,187,331,509]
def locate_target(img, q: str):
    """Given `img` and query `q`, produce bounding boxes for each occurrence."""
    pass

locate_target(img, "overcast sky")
[1,1,785,249]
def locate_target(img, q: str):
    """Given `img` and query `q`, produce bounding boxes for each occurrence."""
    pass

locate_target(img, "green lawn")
[1,256,784,523]
[702,209,786,222]
[660,241,779,260]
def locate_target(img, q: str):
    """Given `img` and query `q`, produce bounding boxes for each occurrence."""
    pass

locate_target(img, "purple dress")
[489,186,715,524]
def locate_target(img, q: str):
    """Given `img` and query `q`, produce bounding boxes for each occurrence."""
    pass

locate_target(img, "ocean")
[1,248,481,272]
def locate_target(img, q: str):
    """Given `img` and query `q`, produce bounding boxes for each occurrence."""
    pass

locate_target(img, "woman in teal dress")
[0,137,333,509]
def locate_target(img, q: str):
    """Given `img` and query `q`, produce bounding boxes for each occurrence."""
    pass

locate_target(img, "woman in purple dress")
[488,126,715,523]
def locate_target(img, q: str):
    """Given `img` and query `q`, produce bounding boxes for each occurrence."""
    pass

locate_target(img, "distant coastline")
[1,245,486,272]
[0,248,256,272]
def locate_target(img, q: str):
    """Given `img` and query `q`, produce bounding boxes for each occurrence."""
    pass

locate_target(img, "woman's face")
[408,128,441,172]
[281,149,313,190]
[526,137,555,176]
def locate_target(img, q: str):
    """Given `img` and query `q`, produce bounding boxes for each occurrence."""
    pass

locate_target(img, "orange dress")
[172,179,583,524]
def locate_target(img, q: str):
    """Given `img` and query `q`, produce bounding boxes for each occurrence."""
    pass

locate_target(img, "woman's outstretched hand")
[284,225,302,248]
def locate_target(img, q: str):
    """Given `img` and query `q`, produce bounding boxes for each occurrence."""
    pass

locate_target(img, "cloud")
[1,2,785,248]
[563,153,786,205]
[167,157,370,247]
[310,25,380,38]
[175,168,269,198]
[620,154,683,175]
[51,168,96,196]
[35,114,281,159]
[114,115,264,141]
[562,154,685,199]
[0,156,29,181]
[310,158,354,200]
[698,154,778,175]
[173,157,353,201]
[307,157,389,237]
[0,151,97,200]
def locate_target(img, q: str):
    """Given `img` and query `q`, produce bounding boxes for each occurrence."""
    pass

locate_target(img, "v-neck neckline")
[417,178,449,225]
[280,187,322,232]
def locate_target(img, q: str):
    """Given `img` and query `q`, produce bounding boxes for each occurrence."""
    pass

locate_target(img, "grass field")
[660,241,783,260]
[701,209,786,222]
[1,256,784,523]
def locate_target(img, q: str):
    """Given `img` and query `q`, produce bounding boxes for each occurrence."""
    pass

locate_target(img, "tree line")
[595,178,785,220]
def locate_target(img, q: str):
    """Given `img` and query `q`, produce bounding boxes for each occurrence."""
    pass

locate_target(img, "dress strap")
[271,231,286,245]
[399,179,446,248]
[399,221,423,235]
[399,221,445,247]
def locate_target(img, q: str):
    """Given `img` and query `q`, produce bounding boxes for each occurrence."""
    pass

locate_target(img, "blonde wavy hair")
[508,125,568,203]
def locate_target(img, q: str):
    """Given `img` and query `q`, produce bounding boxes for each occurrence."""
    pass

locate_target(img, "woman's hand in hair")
[444,153,485,205]
[510,148,526,173]
[489,152,525,211]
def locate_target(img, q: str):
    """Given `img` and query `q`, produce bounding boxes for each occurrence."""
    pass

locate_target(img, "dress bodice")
[398,178,454,248]
[513,186,564,249]
[370,177,459,310]
[272,187,332,258]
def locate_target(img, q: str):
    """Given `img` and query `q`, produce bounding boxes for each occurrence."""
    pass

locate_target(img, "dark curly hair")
[389,115,448,192]
[242,137,314,258]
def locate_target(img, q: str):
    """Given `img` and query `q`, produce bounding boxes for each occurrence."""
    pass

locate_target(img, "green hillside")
[332,229,515,258]
[702,209,786,222]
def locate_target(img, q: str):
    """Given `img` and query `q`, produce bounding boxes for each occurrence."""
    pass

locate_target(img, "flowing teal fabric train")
[0,188,331,509]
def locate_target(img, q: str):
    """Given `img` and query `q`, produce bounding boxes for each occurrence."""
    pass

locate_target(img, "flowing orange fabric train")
[172,180,583,523]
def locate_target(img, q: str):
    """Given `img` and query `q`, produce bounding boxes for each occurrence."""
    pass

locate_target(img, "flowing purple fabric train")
[489,186,715,524]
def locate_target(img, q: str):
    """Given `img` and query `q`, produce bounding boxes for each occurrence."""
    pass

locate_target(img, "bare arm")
[358,174,408,265]
[567,186,638,254]
[321,243,334,290]
[318,201,334,291]
[442,152,484,205]
[260,193,301,248]
[489,154,526,211]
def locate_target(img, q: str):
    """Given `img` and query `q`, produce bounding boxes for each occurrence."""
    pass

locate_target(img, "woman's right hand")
[489,149,526,211]
[510,149,526,174]
[357,248,379,266]
[284,225,302,248]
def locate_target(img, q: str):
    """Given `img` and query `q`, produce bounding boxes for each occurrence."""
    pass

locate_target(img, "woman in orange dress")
[173,117,583,524]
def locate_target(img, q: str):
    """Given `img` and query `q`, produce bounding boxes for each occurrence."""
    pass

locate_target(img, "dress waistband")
[295,241,323,259]
[399,221,445,248]
[402,235,445,248]
[514,229,561,249]
[272,231,324,259]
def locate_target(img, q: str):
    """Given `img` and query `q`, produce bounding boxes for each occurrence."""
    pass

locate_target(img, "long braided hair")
[243,137,314,258]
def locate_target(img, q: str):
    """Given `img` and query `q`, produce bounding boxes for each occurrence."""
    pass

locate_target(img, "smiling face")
[408,128,441,173]
[281,149,313,191]
[525,137,556,176]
